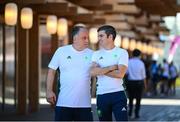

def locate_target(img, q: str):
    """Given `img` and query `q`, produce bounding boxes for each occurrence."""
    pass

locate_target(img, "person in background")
[160,59,169,95]
[143,60,151,96]
[150,60,159,96]
[46,26,93,121]
[126,49,147,119]
[168,61,178,95]
[91,25,129,121]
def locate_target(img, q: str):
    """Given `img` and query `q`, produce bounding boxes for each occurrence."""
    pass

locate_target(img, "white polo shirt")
[48,45,93,108]
[92,47,128,95]
[127,57,146,80]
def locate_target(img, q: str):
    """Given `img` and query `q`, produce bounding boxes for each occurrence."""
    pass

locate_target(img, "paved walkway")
[1,88,180,121]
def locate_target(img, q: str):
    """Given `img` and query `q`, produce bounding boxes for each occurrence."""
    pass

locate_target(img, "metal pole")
[14,26,17,108]
[2,24,6,111]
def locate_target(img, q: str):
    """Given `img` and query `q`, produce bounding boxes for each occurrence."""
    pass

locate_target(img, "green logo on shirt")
[67,56,71,59]
[114,54,118,58]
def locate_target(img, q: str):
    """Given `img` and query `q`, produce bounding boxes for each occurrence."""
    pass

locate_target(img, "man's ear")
[109,34,113,40]
[73,35,77,42]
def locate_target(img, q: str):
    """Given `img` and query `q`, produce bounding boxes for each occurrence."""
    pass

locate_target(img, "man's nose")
[85,38,89,43]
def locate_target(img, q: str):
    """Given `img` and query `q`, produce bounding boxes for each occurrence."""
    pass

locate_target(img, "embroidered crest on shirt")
[67,56,71,59]
[85,56,89,60]
[99,56,103,60]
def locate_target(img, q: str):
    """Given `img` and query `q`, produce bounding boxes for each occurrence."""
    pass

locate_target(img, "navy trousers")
[97,91,128,121]
[55,106,93,121]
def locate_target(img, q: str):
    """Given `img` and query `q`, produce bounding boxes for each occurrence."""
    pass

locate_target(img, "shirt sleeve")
[118,49,129,67]
[48,48,61,70]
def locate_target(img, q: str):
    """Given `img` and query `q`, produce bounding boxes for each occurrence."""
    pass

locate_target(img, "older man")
[46,26,93,121]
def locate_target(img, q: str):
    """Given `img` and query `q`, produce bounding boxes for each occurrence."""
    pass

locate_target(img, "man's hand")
[108,65,118,71]
[46,69,56,106]
[46,90,56,105]
[90,63,118,76]
[144,80,148,92]
[105,65,127,79]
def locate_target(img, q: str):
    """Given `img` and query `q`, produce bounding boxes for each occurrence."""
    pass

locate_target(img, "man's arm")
[105,65,127,79]
[46,68,56,105]
[144,79,148,92]
[90,62,118,76]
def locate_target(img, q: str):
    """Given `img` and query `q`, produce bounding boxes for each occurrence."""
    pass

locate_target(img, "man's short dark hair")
[163,59,167,63]
[71,26,86,40]
[97,25,116,40]
[132,49,141,57]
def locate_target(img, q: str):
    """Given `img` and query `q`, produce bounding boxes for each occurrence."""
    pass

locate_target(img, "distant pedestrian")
[168,61,178,95]
[126,49,147,119]
[150,60,159,95]
[160,59,169,95]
